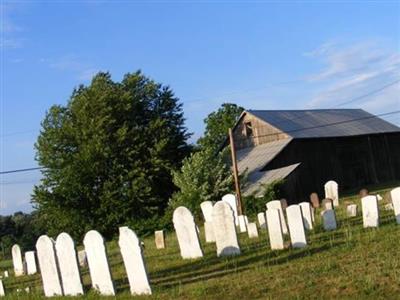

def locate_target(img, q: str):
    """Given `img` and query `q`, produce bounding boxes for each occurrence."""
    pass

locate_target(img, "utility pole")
[228,128,243,215]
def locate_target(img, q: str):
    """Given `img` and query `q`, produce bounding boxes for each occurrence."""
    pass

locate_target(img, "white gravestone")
[222,194,239,226]
[238,215,247,233]
[266,209,285,250]
[257,212,267,230]
[322,209,337,231]
[172,206,203,259]
[212,201,240,256]
[200,201,214,222]
[324,180,339,207]
[322,199,334,210]
[361,195,379,228]
[204,222,215,243]
[247,223,259,238]
[78,250,87,267]
[83,230,115,296]
[346,204,357,217]
[244,216,249,225]
[4,271,9,278]
[55,233,84,296]
[25,251,37,275]
[0,280,4,296]
[36,235,63,297]
[286,205,307,248]
[311,206,315,222]
[154,230,166,249]
[299,202,313,230]
[118,227,152,295]
[391,187,400,224]
[11,244,24,277]
[266,200,288,234]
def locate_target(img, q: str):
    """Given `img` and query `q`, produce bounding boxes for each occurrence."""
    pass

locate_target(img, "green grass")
[2,185,400,299]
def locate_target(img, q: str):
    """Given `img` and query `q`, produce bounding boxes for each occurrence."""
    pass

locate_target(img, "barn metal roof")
[237,138,292,174]
[248,109,400,138]
[242,163,301,197]
[237,138,294,196]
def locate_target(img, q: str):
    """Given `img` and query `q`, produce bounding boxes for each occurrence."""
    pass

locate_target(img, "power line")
[0,167,43,175]
[335,79,400,107]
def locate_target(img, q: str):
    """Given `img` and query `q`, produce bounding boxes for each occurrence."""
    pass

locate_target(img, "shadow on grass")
[150,240,344,290]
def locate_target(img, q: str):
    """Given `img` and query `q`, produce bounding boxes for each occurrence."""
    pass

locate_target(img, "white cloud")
[305,40,400,119]
[0,3,25,50]
[42,55,100,82]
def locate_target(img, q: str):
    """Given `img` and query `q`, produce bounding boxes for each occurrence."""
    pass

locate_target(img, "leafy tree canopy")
[197,103,244,151]
[169,103,244,218]
[33,71,190,239]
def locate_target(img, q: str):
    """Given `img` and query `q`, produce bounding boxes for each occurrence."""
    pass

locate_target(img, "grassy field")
[1,185,400,299]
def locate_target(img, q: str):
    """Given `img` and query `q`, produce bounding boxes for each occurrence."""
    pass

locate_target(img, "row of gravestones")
[170,185,400,259]
[2,227,151,297]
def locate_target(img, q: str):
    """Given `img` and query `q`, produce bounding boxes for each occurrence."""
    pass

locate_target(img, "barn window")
[245,122,253,137]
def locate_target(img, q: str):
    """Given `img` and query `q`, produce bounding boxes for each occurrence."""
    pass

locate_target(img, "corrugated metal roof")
[237,138,292,174]
[248,109,400,138]
[243,163,301,197]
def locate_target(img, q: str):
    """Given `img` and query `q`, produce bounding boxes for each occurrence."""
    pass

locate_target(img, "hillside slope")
[1,185,400,299]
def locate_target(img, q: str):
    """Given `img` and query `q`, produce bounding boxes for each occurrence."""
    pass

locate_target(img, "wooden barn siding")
[233,113,289,150]
[264,132,400,203]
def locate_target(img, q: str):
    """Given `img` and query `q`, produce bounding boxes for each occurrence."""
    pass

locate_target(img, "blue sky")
[1,1,399,215]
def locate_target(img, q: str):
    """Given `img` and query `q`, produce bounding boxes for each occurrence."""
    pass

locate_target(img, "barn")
[231,109,400,203]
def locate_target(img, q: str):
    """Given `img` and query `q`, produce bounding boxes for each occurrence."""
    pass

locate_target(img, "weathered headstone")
[25,251,37,275]
[247,223,259,238]
[286,205,307,248]
[11,244,24,277]
[385,203,394,211]
[238,215,247,233]
[222,194,239,225]
[78,250,87,267]
[0,280,4,296]
[3,271,9,278]
[346,204,357,217]
[83,230,115,296]
[204,222,215,243]
[244,215,249,225]
[376,194,383,201]
[299,202,313,230]
[119,227,152,295]
[212,201,240,256]
[361,195,379,228]
[310,193,320,208]
[172,206,203,259]
[322,209,337,230]
[55,233,84,296]
[324,180,339,206]
[257,212,267,230]
[322,198,334,210]
[266,200,288,234]
[36,235,63,297]
[200,201,214,222]
[391,187,400,224]
[154,230,166,249]
[359,188,369,198]
[266,209,285,250]
[280,199,288,210]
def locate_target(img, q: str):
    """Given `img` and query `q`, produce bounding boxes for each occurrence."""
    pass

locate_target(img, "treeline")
[0,212,45,259]
[2,71,280,249]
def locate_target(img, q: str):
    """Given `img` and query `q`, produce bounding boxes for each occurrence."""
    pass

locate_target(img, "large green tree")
[33,71,190,238]
[169,103,244,217]
[197,103,244,151]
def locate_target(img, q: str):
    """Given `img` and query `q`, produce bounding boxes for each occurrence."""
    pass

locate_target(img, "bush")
[243,179,285,217]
